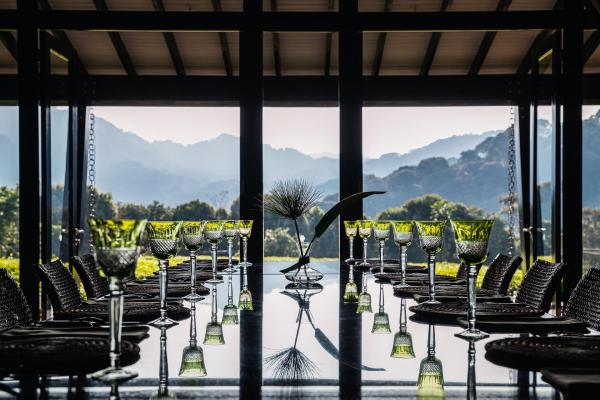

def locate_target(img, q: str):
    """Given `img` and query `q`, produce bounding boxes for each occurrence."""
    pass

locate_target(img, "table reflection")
[417,325,444,399]
[178,300,207,378]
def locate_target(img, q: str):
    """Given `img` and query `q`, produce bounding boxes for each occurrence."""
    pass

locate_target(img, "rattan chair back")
[515,259,566,312]
[35,260,83,311]
[565,266,600,331]
[481,254,523,295]
[0,269,33,328]
[72,254,109,299]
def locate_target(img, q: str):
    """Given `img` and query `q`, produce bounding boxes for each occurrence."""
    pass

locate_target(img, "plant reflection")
[372,284,391,334]
[417,325,444,399]
[390,298,415,359]
[179,300,207,378]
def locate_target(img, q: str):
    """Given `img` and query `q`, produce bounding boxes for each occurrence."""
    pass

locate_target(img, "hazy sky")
[94,105,600,159]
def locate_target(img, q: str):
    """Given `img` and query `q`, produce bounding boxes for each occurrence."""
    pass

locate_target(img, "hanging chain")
[88,110,97,252]
[506,106,517,256]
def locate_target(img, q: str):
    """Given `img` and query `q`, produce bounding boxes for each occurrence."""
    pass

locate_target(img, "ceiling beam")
[92,0,137,76]
[212,0,233,76]
[37,0,88,75]
[271,0,282,76]
[0,32,16,61]
[151,0,185,76]
[468,0,512,76]
[371,0,393,76]
[323,0,335,76]
[584,30,600,64]
[420,0,452,76]
[6,10,586,32]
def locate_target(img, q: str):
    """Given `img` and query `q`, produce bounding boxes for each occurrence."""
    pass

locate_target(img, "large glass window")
[582,105,600,274]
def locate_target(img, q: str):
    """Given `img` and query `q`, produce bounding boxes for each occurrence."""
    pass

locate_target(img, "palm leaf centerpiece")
[261,179,385,275]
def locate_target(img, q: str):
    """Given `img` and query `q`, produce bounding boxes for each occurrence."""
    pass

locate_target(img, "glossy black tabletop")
[0,261,560,399]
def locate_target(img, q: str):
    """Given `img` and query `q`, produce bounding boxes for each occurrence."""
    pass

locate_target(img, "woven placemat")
[54,303,190,323]
[126,282,210,297]
[394,285,497,297]
[486,337,600,371]
[409,302,544,320]
[414,294,512,304]
[457,316,589,335]
[0,336,140,375]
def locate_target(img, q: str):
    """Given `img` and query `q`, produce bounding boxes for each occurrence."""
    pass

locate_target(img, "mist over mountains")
[1,107,600,215]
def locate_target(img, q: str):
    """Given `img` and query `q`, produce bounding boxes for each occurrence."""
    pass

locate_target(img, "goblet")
[89,218,145,384]
[147,221,183,328]
[222,272,239,325]
[415,221,446,304]
[238,219,253,268]
[180,221,206,301]
[356,272,372,314]
[390,298,415,358]
[391,221,414,288]
[452,219,494,341]
[204,220,225,285]
[343,263,359,302]
[371,284,391,334]
[373,221,391,273]
[343,220,358,264]
[204,283,225,345]
[357,220,374,267]
[239,263,253,311]
[179,301,207,377]
[222,220,239,274]
[417,325,444,399]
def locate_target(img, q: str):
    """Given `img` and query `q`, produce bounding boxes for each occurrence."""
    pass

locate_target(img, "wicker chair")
[455,262,482,281]
[514,259,566,312]
[34,260,84,311]
[480,254,523,295]
[0,269,33,329]
[72,254,109,300]
[564,266,600,331]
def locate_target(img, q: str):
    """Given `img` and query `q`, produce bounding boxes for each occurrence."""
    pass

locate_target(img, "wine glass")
[417,325,444,399]
[391,221,414,288]
[151,327,174,400]
[466,339,477,400]
[89,218,146,384]
[146,221,183,328]
[356,272,372,314]
[239,264,253,311]
[373,221,391,273]
[222,220,239,274]
[415,221,446,304]
[343,220,358,264]
[204,220,225,285]
[180,221,206,302]
[179,301,207,377]
[371,283,391,334]
[343,263,359,302]
[357,220,374,267]
[222,271,239,325]
[238,219,253,268]
[204,283,225,345]
[452,219,494,341]
[390,298,415,359]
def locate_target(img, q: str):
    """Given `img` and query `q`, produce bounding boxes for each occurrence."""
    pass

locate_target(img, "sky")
[93,105,600,159]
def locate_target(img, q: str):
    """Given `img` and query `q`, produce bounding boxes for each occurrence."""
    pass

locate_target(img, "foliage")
[265,228,300,257]
[0,186,19,257]
[0,256,19,281]
[263,179,322,220]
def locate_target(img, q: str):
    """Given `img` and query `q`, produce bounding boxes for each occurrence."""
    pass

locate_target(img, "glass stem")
[227,273,234,305]
[362,271,368,293]
[379,240,385,272]
[363,237,368,265]
[428,252,436,302]
[108,276,124,370]
[189,250,197,296]
[379,284,384,312]
[211,284,218,323]
[348,236,354,260]
[159,259,168,321]
[227,239,233,268]
[467,341,477,400]
[427,324,436,358]
[467,262,477,332]
[211,243,218,280]
[242,237,248,266]
[243,266,248,289]
[158,328,168,396]
[399,298,407,332]
[190,302,197,346]
[400,245,407,285]
[348,264,354,283]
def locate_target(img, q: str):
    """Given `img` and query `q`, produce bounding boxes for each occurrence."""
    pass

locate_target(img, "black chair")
[34,260,84,311]
[564,266,600,331]
[72,254,109,300]
[0,269,33,329]
[455,262,482,281]
[514,259,566,312]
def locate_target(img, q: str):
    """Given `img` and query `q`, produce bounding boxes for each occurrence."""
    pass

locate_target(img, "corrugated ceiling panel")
[119,32,174,75]
[0,0,15,9]
[585,31,600,74]
[509,0,556,10]
[49,0,98,10]
[377,32,431,75]
[163,0,242,11]
[226,32,240,75]
[65,31,126,75]
[479,30,538,75]
[279,33,328,75]
[451,0,498,11]
[264,0,337,11]
[263,32,274,76]
[49,0,242,11]
[175,32,228,76]
[429,32,485,75]
[360,0,442,12]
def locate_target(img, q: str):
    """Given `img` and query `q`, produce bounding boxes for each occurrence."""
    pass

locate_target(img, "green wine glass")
[223,220,239,274]
[180,221,206,302]
[343,263,359,302]
[343,220,358,264]
[371,284,391,334]
[356,272,372,314]
[391,221,414,288]
[204,220,224,285]
[238,219,253,268]
[357,220,374,267]
[204,283,225,345]
[222,271,239,325]
[146,221,182,328]
[452,219,494,341]
[415,221,446,304]
[89,218,146,384]
[373,221,391,273]
[239,261,253,311]
[390,298,415,359]
[417,325,444,399]
[179,301,207,378]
